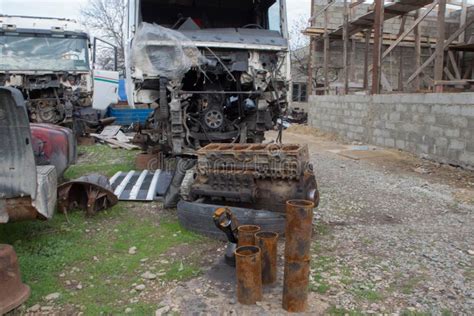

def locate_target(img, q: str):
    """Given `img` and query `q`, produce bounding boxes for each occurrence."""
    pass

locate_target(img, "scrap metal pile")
[213,199,315,312]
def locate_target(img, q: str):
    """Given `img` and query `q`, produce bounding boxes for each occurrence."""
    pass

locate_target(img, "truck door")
[92,70,119,110]
[92,37,120,110]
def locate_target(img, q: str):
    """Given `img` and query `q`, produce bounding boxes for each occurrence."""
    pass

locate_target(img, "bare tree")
[289,14,310,50]
[80,0,127,71]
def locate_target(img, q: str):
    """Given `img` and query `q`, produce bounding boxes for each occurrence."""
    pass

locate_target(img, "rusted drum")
[0,244,30,314]
[282,200,314,312]
[235,246,262,305]
[255,231,279,285]
[237,225,261,247]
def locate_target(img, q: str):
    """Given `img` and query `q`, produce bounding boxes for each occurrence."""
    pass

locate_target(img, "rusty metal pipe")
[255,231,278,285]
[0,245,30,315]
[235,246,263,305]
[282,199,314,312]
[237,225,260,247]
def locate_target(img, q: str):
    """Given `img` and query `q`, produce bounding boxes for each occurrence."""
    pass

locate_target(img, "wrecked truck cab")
[0,15,119,134]
[126,0,291,155]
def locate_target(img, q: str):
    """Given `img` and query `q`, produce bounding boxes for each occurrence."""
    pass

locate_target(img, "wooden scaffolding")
[304,0,474,95]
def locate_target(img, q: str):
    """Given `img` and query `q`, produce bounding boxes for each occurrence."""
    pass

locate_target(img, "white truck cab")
[0,15,119,131]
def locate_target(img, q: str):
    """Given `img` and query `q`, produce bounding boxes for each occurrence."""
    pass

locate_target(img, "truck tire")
[177,200,286,241]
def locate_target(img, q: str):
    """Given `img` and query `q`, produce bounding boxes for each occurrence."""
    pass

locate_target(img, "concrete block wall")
[308,93,474,169]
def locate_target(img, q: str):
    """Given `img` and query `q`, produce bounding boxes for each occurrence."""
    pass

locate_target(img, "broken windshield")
[0,35,90,71]
[140,0,282,32]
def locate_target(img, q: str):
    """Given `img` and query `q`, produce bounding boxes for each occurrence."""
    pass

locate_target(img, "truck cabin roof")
[140,0,279,29]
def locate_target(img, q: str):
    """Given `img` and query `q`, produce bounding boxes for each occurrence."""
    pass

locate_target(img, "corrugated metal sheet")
[110,170,173,201]
[0,87,37,200]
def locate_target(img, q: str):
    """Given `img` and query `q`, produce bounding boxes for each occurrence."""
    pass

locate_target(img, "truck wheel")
[177,200,286,241]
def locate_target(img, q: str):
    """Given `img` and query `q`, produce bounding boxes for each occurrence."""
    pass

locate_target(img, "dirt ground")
[153,127,474,315]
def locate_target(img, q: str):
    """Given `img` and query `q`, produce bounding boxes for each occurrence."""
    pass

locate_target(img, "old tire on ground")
[177,200,286,241]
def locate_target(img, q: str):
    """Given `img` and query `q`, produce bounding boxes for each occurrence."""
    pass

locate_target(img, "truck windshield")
[140,0,282,32]
[0,35,90,71]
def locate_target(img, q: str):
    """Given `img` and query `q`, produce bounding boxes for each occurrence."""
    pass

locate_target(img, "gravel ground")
[156,129,473,315]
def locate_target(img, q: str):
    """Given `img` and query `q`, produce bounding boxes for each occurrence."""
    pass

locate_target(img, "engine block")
[190,143,319,213]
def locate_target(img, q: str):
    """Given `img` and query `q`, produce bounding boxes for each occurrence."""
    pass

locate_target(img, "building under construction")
[304,0,473,95]
[302,0,474,170]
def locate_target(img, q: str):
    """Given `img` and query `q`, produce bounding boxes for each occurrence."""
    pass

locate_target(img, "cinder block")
[452,116,469,129]
[449,139,465,150]
[459,151,474,167]
[422,115,436,124]
[385,138,395,147]
[460,106,474,117]
[428,126,445,137]
[389,112,401,122]
[395,139,406,150]
[444,128,460,138]
[432,104,461,116]
[435,137,449,147]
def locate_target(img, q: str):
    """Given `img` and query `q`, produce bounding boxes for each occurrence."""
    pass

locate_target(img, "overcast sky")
[0,0,312,26]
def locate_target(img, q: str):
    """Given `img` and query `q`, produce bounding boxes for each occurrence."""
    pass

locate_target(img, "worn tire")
[177,200,286,241]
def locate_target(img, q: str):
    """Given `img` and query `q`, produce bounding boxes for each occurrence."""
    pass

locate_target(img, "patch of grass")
[0,203,206,314]
[400,310,431,316]
[327,306,365,316]
[441,309,453,316]
[314,221,331,236]
[352,288,383,301]
[350,282,383,302]
[310,255,336,294]
[400,275,427,295]
[65,145,136,179]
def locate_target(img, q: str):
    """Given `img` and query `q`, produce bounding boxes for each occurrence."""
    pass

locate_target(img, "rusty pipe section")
[235,246,262,305]
[0,245,30,315]
[237,225,260,247]
[282,199,314,312]
[255,231,278,285]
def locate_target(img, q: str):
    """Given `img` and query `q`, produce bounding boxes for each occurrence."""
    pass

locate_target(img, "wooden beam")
[459,0,468,43]
[434,0,447,93]
[343,0,350,94]
[324,1,330,94]
[350,0,365,9]
[307,38,316,96]
[398,15,407,92]
[458,0,468,71]
[434,79,472,86]
[307,0,316,96]
[448,50,461,79]
[371,0,384,94]
[364,31,370,90]
[407,17,474,84]
[381,1,438,60]
[444,67,456,80]
[414,10,422,91]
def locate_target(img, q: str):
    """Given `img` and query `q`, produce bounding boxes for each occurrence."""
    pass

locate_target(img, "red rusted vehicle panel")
[31,123,76,178]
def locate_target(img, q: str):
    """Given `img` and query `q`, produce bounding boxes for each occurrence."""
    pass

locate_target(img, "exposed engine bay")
[128,0,290,155]
[0,73,94,129]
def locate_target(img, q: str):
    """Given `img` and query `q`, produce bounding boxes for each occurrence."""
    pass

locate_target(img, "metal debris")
[237,225,260,247]
[109,170,173,201]
[282,200,315,312]
[0,245,30,315]
[58,174,118,217]
[256,231,279,285]
[235,246,262,305]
